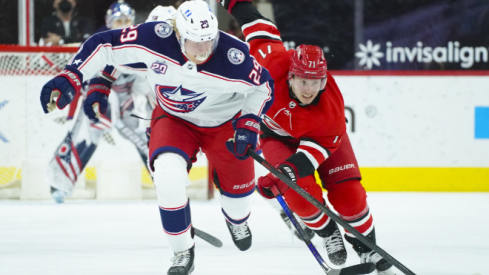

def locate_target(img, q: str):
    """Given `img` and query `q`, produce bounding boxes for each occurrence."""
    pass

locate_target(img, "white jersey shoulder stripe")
[245,31,282,42]
[242,19,278,32]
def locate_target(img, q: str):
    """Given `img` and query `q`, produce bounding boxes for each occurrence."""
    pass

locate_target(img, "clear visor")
[181,33,219,62]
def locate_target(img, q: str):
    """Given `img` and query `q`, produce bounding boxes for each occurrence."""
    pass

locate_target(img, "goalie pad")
[46,101,112,195]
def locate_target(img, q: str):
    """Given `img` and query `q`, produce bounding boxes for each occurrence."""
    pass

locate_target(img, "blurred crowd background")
[0,0,488,70]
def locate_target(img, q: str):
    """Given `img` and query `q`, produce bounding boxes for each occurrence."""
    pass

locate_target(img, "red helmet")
[288,44,327,81]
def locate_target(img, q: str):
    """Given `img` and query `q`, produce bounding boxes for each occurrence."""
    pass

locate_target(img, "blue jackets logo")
[155,22,173,38]
[156,85,206,113]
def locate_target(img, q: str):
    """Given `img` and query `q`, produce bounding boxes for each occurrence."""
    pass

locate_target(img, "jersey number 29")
[120,25,140,43]
[249,58,262,85]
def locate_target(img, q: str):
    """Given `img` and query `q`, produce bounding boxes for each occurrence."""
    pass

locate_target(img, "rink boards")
[0,74,488,192]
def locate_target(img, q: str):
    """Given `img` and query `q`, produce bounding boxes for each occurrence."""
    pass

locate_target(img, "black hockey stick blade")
[328,263,376,275]
[194,227,223,248]
[247,148,416,275]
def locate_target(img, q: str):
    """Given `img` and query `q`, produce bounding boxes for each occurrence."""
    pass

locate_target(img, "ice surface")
[0,192,488,275]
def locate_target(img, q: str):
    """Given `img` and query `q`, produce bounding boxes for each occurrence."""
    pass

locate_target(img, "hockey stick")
[271,186,375,275]
[247,149,416,275]
[193,227,223,248]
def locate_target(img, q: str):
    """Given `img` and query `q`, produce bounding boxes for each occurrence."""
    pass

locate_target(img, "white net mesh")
[0,46,77,75]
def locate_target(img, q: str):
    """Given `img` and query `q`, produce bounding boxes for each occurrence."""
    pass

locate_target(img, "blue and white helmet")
[175,0,219,62]
[106,0,136,30]
[145,5,176,23]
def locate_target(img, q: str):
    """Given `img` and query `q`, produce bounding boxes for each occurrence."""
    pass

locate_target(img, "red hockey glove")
[216,0,252,13]
[83,78,111,122]
[257,162,298,199]
[40,66,83,113]
[226,114,261,160]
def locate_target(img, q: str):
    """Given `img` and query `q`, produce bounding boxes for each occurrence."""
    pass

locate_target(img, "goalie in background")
[45,3,177,203]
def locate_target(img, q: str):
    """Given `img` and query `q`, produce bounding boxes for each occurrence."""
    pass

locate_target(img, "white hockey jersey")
[67,22,275,128]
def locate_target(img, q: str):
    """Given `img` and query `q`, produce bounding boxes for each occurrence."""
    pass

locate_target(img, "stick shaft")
[249,149,415,275]
[272,187,331,274]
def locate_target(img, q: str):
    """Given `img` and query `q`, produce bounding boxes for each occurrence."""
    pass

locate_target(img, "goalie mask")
[106,0,135,30]
[175,0,219,63]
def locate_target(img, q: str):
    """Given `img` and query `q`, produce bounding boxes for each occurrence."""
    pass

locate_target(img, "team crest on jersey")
[156,85,206,113]
[154,22,173,38]
[228,48,245,65]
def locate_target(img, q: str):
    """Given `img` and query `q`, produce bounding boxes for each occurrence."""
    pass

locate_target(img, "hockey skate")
[322,220,347,266]
[359,251,396,275]
[50,187,68,204]
[279,209,315,242]
[168,245,195,275]
[225,220,252,251]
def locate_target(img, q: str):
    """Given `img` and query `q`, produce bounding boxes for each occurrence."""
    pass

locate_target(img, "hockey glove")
[226,114,261,160]
[257,162,298,199]
[83,78,111,122]
[40,66,83,113]
[216,0,252,13]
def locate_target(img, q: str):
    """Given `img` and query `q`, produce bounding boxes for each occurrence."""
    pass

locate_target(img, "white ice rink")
[1,192,488,275]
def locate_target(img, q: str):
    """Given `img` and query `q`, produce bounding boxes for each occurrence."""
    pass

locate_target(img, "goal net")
[0,45,213,200]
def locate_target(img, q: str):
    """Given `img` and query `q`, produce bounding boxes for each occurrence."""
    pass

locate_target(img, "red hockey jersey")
[237,12,346,177]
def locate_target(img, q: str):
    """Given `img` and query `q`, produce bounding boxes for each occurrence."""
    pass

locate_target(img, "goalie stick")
[247,149,416,275]
[271,185,375,275]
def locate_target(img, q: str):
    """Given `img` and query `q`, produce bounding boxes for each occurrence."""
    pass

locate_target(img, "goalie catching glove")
[257,162,298,199]
[83,78,112,122]
[226,114,261,160]
[40,66,83,113]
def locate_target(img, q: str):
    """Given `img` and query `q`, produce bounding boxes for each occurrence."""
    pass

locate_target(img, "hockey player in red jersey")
[219,1,396,274]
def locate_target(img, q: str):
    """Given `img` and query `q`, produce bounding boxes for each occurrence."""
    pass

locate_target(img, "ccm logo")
[233,180,255,190]
[244,121,260,130]
[329,164,355,175]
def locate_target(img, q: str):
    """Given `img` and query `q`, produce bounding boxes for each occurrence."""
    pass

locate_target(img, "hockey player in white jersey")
[39,1,274,274]
[46,3,176,204]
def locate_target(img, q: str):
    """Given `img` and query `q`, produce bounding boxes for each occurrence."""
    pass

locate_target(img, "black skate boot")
[225,220,252,251]
[359,251,396,275]
[167,245,195,275]
[315,219,347,266]
[345,228,396,275]
[279,209,315,242]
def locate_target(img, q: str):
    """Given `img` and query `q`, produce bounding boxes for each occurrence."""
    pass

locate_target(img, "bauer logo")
[233,180,255,190]
[355,40,489,69]
[154,22,173,38]
[329,164,355,175]
[228,48,245,65]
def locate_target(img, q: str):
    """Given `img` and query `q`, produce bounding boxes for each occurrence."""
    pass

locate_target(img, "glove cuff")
[234,114,262,132]
[87,78,112,96]
[278,161,298,183]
